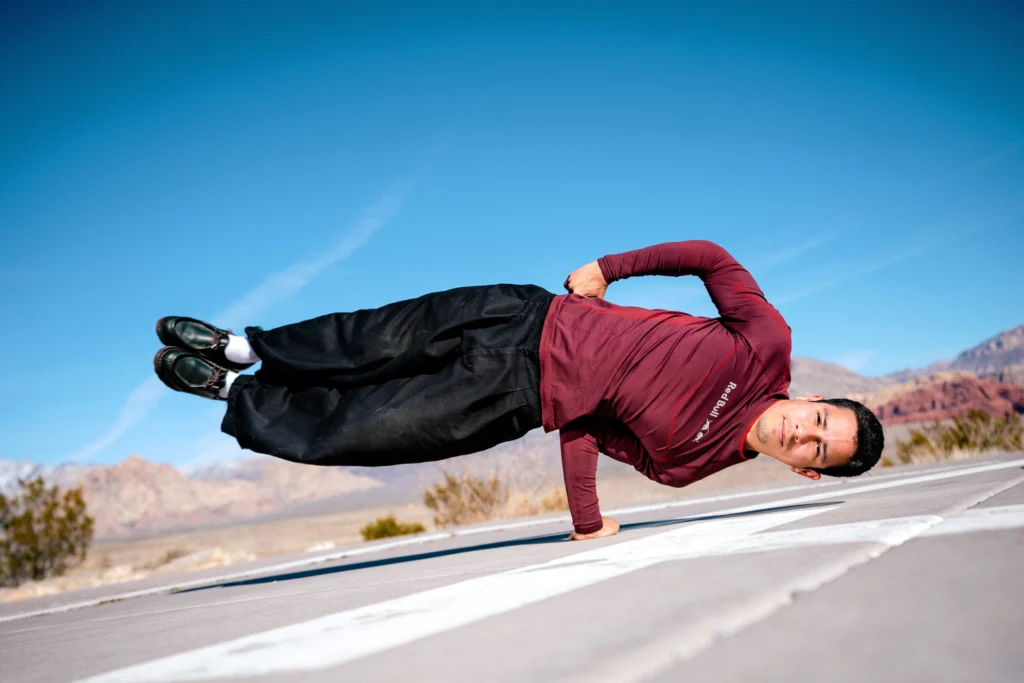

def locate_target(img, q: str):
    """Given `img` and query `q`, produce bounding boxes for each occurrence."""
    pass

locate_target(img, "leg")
[222,338,544,466]
[249,284,553,388]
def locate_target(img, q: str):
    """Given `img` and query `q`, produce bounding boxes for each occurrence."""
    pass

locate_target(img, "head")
[745,395,884,480]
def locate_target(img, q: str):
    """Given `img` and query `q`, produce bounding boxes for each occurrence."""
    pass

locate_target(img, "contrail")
[214,186,409,329]
[775,208,1024,304]
[67,184,412,462]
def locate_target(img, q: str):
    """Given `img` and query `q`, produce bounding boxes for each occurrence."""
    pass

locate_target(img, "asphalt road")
[2,454,1023,683]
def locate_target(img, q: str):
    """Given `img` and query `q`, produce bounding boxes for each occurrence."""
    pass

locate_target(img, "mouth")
[778,417,785,448]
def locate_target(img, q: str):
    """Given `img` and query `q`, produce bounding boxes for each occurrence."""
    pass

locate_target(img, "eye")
[816,443,821,457]
[816,411,821,427]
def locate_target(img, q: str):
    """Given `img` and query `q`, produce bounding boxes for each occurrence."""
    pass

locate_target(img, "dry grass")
[882,411,1023,467]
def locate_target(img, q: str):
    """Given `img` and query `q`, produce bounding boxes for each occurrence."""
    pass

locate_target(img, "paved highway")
[2,454,1022,682]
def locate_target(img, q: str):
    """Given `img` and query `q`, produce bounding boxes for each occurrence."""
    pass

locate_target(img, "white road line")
[75,506,833,683]
[919,502,1024,536]
[570,473,1024,683]
[76,501,1024,683]
[19,505,1024,637]
[2,457,1021,625]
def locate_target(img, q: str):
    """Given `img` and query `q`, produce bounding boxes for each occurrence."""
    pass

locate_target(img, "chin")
[756,418,769,445]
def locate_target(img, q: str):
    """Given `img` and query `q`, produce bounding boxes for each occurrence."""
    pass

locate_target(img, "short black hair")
[811,397,884,477]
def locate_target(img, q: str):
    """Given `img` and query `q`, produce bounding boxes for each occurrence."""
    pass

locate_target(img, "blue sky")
[2,1,1022,466]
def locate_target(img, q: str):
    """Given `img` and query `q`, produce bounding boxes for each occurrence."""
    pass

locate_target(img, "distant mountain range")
[3,323,1021,539]
[0,455,381,538]
[790,323,1024,399]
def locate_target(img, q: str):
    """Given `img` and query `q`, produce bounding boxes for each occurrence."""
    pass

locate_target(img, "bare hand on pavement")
[563,261,608,299]
[568,516,619,541]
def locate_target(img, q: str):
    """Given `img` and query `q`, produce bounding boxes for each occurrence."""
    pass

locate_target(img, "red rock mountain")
[792,323,1024,427]
[870,376,1024,426]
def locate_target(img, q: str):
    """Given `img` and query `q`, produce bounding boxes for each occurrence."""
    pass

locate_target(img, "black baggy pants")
[221,284,555,467]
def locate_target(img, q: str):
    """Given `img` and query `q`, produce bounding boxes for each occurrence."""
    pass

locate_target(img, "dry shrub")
[0,477,95,587]
[506,487,569,517]
[360,515,426,541]
[423,454,569,529]
[424,472,508,528]
[884,411,1023,466]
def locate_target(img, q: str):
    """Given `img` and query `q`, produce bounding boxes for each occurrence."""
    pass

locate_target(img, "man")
[154,240,884,540]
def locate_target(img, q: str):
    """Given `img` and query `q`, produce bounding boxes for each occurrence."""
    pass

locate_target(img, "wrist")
[573,520,604,535]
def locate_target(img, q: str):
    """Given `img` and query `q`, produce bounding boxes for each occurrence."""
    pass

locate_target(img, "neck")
[743,401,777,454]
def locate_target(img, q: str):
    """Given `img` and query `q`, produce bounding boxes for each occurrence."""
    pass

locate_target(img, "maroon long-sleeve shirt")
[538,240,793,534]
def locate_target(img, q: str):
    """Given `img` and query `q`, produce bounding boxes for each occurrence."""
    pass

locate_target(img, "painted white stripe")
[919,503,1024,536]
[76,500,1024,683]
[77,506,833,682]
[567,474,1024,683]
[3,457,1021,625]
[654,504,1024,559]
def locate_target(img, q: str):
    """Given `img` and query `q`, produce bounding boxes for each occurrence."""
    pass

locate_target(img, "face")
[745,396,858,480]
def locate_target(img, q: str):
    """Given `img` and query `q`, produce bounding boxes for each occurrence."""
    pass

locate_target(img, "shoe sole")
[153,346,180,391]
[155,316,178,347]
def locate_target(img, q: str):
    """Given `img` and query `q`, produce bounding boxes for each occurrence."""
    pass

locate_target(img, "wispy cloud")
[752,235,833,274]
[215,184,411,329]
[67,183,413,462]
[68,377,166,461]
[775,208,1024,305]
[933,137,1024,187]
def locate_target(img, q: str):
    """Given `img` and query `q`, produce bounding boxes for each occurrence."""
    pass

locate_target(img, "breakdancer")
[154,240,883,539]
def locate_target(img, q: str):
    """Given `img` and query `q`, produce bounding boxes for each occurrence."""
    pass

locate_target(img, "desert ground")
[3,456,802,602]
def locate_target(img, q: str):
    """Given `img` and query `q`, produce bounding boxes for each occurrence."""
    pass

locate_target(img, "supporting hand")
[568,516,620,541]
[563,261,608,299]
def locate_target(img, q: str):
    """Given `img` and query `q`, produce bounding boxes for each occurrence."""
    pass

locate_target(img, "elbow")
[688,240,731,261]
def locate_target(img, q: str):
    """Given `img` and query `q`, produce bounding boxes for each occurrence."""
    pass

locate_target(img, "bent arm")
[597,240,784,334]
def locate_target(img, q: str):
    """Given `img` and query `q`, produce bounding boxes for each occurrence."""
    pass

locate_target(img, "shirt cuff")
[574,520,604,535]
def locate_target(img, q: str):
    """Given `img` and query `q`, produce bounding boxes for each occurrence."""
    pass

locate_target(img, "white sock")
[219,371,239,399]
[224,335,260,365]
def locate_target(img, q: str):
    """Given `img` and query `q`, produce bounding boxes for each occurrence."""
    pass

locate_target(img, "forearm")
[596,240,779,332]
[559,417,662,533]
[559,425,603,535]
[597,240,730,283]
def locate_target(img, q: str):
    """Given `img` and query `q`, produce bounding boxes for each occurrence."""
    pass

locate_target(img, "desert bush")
[423,472,509,528]
[423,466,571,528]
[506,487,570,517]
[0,477,95,587]
[885,411,1024,466]
[360,515,426,541]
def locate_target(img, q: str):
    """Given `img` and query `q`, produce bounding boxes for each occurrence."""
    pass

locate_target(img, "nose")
[794,422,818,444]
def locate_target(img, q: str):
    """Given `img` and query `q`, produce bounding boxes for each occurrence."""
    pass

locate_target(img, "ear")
[792,394,825,402]
[790,466,821,481]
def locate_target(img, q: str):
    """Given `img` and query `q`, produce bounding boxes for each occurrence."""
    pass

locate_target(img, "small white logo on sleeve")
[694,381,737,443]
